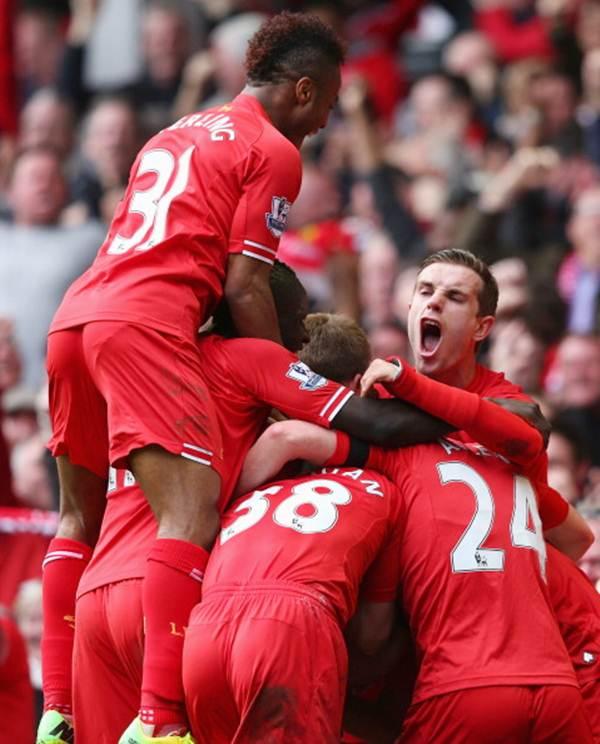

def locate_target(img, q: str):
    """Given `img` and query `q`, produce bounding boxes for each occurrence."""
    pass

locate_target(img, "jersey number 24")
[439,461,547,580]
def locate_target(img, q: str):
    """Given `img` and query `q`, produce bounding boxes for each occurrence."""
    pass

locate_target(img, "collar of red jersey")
[231,93,270,122]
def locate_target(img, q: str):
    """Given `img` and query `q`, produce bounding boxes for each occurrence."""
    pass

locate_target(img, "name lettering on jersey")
[107,467,137,493]
[266,195,291,237]
[438,438,509,463]
[321,467,384,497]
[286,361,327,391]
[167,112,235,141]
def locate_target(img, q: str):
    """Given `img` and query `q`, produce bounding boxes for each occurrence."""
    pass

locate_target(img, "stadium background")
[0,0,599,730]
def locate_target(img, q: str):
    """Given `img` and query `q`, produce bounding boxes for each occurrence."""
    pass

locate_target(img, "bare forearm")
[333,397,453,447]
[236,421,337,495]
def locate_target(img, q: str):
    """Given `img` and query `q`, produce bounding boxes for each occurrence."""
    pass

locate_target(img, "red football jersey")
[366,439,577,704]
[204,467,403,625]
[50,95,301,340]
[78,337,354,597]
[547,544,600,685]
[441,364,565,527]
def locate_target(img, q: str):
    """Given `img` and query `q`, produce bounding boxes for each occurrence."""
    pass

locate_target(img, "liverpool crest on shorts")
[266,196,291,237]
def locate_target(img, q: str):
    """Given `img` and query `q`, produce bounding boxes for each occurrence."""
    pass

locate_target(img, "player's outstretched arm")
[544,504,595,561]
[236,420,339,495]
[332,395,453,447]
[361,358,545,464]
[224,254,282,343]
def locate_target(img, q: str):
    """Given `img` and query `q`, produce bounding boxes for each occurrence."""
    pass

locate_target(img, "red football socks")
[140,538,209,729]
[41,537,93,715]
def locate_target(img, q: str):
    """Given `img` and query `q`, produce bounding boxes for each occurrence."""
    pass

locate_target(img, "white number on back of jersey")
[220,486,280,545]
[273,479,352,533]
[107,145,194,255]
[511,475,547,580]
[219,479,353,545]
[440,462,504,572]
[439,461,546,579]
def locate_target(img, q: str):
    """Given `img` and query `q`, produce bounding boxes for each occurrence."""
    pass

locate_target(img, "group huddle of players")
[33,11,599,744]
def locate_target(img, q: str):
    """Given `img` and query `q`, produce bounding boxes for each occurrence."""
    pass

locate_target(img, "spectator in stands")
[0,318,20,505]
[548,413,590,504]
[443,30,500,129]
[550,333,600,469]
[579,518,600,590]
[173,13,266,119]
[11,436,53,511]
[488,318,546,395]
[0,147,105,387]
[578,48,600,168]
[15,4,64,100]
[60,0,193,133]
[558,185,600,333]
[2,387,39,451]
[19,88,75,161]
[67,95,139,224]
[13,578,43,718]
[368,320,410,360]
[278,162,360,319]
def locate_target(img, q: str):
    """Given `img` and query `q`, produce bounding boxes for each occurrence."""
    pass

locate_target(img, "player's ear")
[473,315,494,343]
[295,77,314,105]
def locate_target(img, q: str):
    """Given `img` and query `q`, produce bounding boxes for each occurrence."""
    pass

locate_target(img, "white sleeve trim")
[241,249,275,265]
[327,389,355,422]
[319,387,354,421]
[243,239,277,257]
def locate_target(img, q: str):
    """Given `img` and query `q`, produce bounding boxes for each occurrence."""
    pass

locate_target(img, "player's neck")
[241,85,303,149]
[429,359,478,390]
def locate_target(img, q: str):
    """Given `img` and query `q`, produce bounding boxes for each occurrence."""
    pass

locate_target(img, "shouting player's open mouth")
[419,318,442,357]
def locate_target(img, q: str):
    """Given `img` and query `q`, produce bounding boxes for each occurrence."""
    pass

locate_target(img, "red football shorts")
[398,684,593,744]
[47,322,223,477]
[580,676,600,740]
[182,582,348,743]
[73,579,144,744]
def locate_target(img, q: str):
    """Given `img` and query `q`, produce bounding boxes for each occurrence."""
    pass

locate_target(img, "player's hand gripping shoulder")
[359,358,402,397]
[486,397,551,447]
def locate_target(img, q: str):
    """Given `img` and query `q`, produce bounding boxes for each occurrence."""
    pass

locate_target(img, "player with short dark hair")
[39,11,346,744]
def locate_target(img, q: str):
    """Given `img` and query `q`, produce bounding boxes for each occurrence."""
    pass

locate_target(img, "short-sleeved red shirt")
[77,337,354,597]
[204,467,404,625]
[366,439,577,704]
[50,95,301,340]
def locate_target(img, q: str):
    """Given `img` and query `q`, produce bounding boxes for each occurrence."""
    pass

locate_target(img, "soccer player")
[547,544,600,739]
[182,466,405,743]
[70,279,466,744]
[38,12,345,744]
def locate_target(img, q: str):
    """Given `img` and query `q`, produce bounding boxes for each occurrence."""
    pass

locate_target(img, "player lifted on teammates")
[38,12,345,744]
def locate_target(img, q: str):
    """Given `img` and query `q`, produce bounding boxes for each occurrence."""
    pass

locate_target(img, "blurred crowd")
[2,0,600,714]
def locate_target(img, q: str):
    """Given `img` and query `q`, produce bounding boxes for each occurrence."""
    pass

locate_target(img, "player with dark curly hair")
[38,11,345,744]
[243,11,344,148]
